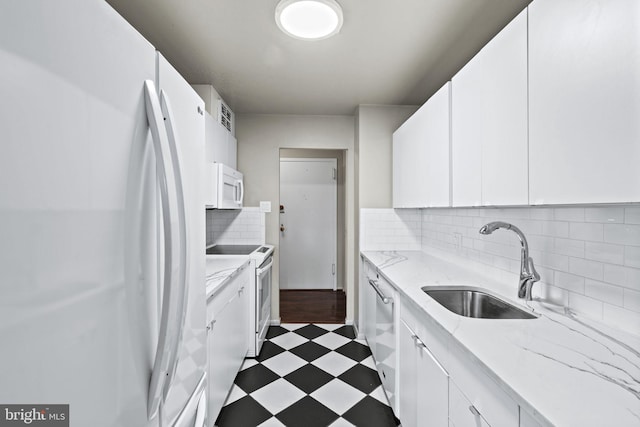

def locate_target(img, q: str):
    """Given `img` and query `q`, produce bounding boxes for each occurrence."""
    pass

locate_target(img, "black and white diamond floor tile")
[215,323,400,427]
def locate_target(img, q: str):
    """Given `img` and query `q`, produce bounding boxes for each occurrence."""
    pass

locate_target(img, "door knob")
[280,224,285,232]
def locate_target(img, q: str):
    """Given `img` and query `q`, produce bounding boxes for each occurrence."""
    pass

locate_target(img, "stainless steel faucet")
[479,221,540,300]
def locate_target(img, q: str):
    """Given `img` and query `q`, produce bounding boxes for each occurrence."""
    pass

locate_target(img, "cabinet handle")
[468,405,481,417]
[368,279,392,304]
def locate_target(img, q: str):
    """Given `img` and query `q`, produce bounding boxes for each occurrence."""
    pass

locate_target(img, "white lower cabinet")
[399,319,449,427]
[206,263,250,426]
[363,257,544,427]
[449,381,490,427]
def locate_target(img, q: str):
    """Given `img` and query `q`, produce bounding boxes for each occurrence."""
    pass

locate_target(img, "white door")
[280,158,337,290]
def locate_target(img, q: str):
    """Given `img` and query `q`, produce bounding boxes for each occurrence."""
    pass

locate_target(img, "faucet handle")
[528,257,540,282]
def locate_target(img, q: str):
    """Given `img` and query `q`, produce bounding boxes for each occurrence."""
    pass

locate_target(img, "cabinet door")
[420,82,451,207]
[529,0,640,204]
[393,83,450,208]
[452,9,528,206]
[207,276,246,423]
[416,341,449,427]
[399,320,418,427]
[449,381,490,427]
[207,296,236,422]
[392,117,416,208]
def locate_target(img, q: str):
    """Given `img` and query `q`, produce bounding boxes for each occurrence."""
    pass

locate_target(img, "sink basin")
[421,286,538,319]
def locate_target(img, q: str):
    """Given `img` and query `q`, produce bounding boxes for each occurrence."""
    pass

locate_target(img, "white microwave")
[206,163,243,209]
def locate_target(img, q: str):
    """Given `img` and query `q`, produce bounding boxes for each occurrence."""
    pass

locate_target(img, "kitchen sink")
[421,286,538,319]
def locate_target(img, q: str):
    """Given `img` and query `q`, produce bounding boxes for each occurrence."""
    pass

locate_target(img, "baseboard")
[350,321,361,339]
[270,318,281,326]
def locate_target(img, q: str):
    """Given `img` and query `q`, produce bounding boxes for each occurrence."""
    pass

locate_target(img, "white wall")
[356,105,419,208]
[236,114,355,322]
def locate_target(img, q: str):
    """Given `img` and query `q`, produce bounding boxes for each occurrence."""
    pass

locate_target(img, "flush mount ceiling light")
[275,0,343,40]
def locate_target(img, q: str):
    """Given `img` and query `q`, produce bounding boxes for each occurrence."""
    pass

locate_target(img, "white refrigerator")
[0,1,207,426]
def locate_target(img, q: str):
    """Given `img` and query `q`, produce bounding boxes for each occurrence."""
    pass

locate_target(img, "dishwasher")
[369,274,398,411]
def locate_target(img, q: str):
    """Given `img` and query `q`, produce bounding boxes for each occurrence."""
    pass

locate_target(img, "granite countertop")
[205,257,251,299]
[361,250,640,427]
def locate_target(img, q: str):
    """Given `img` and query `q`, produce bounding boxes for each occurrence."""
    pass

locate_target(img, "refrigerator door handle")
[144,80,186,420]
[159,89,190,401]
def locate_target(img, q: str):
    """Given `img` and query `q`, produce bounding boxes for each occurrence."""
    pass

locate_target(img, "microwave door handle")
[144,80,178,420]
[159,89,189,401]
[237,179,244,205]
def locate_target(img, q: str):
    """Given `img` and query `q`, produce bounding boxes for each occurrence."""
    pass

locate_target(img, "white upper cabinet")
[529,0,640,204]
[393,82,451,208]
[205,112,237,170]
[452,9,528,207]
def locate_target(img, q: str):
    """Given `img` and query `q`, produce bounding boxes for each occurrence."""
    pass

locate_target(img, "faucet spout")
[478,221,540,301]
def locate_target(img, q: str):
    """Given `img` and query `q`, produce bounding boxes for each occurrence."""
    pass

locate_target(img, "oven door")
[255,255,273,355]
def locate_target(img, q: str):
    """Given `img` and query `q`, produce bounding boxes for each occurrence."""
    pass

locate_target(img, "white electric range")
[205,244,274,357]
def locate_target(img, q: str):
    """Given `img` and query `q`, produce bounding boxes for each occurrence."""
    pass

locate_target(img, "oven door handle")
[256,259,274,276]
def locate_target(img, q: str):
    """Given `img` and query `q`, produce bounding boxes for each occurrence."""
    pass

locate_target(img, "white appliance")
[0,1,207,426]
[206,163,244,209]
[205,245,274,356]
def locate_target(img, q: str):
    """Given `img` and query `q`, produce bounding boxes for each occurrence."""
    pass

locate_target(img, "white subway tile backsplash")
[624,246,640,268]
[361,204,640,335]
[584,279,624,307]
[623,288,640,312]
[554,207,585,222]
[537,252,569,272]
[541,221,569,238]
[584,241,625,265]
[206,207,266,246]
[415,204,640,335]
[584,207,624,223]
[553,238,585,258]
[529,207,555,221]
[360,209,421,251]
[603,224,640,247]
[537,283,568,306]
[569,257,603,281]
[569,222,603,242]
[625,207,640,224]
[603,264,640,290]
[553,271,585,293]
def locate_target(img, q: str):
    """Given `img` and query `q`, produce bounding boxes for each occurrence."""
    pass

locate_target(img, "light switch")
[260,201,271,213]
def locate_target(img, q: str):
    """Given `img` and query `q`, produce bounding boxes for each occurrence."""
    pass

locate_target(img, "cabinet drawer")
[448,353,519,427]
[401,299,450,368]
[206,266,246,325]
[449,381,490,427]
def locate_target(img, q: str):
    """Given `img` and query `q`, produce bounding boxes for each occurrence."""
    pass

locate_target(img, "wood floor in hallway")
[280,290,346,324]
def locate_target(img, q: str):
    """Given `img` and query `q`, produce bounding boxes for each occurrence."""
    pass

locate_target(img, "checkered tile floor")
[215,324,400,427]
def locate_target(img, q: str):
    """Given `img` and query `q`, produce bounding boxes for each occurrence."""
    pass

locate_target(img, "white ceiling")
[106,0,530,115]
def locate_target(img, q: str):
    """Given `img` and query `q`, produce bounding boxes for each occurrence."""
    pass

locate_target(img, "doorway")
[279,149,346,323]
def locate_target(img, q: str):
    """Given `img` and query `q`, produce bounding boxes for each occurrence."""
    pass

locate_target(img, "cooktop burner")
[205,244,261,255]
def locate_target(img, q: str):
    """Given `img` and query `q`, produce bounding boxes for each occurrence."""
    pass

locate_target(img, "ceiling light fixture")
[275,0,343,41]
